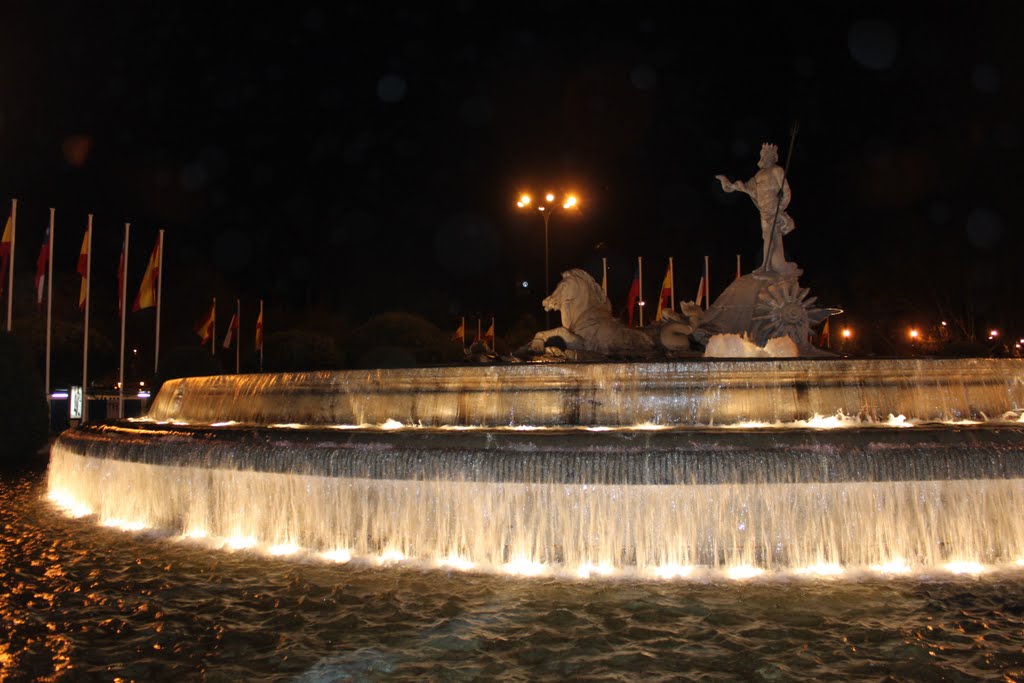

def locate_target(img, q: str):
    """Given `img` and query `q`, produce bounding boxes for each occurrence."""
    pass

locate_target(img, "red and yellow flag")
[77,228,90,311]
[255,307,264,351]
[483,319,495,347]
[654,262,673,322]
[195,300,215,346]
[451,319,465,343]
[222,313,239,349]
[132,239,160,311]
[0,215,12,297]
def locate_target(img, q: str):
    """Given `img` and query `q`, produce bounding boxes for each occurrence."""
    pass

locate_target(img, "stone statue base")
[692,268,838,356]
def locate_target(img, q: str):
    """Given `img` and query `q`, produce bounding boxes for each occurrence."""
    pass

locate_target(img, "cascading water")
[47,358,1024,578]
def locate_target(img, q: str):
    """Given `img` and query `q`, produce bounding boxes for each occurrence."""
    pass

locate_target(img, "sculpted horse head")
[542,269,611,331]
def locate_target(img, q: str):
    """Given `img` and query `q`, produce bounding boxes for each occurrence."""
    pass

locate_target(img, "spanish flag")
[77,228,90,311]
[195,299,215,346]
[132,239,160,311]
[451,318,465,344]
[482,319,495,348]
[654,261,673,322]
[222,313,239,349]
[255,306,264,351]
[0,215,12,298]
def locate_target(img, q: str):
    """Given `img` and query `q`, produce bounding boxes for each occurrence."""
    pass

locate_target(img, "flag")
[0,215,11,298]
[451,319,465,343]
[35,225,50,308]
[77,229,90,311]
[483,319,495,348]
[820,318,831,348]
[132,239,160,311]
[222,313,239,349]
[625,268,641,328]
[695,258,709,308]
[654,262,673,322]
[255,307,264,351]
[195,300,215,345]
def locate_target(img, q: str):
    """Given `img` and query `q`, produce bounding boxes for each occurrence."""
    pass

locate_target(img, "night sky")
[1,3,1021,355]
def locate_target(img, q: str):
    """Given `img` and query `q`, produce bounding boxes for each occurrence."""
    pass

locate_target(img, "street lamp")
[516,190,580,325]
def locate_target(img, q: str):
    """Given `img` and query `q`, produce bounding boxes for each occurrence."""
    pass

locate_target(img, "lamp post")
[517,191,579,326]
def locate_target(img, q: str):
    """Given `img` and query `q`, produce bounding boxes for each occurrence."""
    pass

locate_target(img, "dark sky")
[1,3,1022,349]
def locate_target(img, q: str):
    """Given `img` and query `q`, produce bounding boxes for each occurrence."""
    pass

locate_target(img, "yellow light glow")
[438,555,475,571]
[575,562,615,579]
[268,543,301,556]
[563,195,578,209]
[945,561,985,575]
[321,549,352,563]
[102,518,147,532]
[870,558,912,574]
[842,328,852,339]
[519,194,531,206]
[908,328,919,339]
[545,192,555,202]
[183,528,209,539]
[380,419,405,430]
[503,556,546,576]
[378,549,407,563]
[652,563,695,579]
[726,564,764,580]
[794,562,844,577]
[990,329,999,337]
[225,535,257,550]
[48,491,93,518]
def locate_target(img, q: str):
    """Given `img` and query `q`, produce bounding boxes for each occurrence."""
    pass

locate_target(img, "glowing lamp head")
[842,328,852,339]
[545,192,555,202]
[990,329,999,337]
[563,195,578,209]
[908,328,919,339]
[519,194,531,206]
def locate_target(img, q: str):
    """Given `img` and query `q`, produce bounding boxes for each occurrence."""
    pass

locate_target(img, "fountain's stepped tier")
[147,359,1024,428]
[57,423,1024,485]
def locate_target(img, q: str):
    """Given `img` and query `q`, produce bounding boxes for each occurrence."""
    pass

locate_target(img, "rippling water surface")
[4,468,1024,681]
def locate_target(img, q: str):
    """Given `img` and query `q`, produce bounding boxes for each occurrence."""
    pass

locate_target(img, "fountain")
[46,143,1024,579]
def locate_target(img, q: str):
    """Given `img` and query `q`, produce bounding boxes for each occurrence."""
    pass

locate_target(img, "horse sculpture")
[525,269,693,357]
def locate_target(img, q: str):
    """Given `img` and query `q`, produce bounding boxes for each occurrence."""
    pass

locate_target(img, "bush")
[264,330,343,372]
[0,333,49,465]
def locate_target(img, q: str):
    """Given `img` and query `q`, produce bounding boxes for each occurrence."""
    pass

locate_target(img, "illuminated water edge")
[45,485,1024,582]
[47,446,1024,581]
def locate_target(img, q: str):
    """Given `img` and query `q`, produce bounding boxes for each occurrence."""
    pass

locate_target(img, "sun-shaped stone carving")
[751,279,838,348]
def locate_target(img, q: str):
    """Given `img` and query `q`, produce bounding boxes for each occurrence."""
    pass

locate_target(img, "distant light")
[519,194,531,206]
[51,391,69,399]
[841,328,852,339]
[941,321,947,326]
[545,192,555,202]
[908,328,919,339]
[990,329,999,337]
[516,201,524,208]
[538,206,545,211]
[137,391,151,399]
[638,300,645,307]
[521,281,529,288]
[563,195,578,209]
[139,381,145,387]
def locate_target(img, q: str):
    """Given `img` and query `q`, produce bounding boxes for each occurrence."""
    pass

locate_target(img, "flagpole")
[155,229,164,376]
[490,316,495,352]
[668,256,675,312]
[638,256,644,327]
[235,298,240,374]
[6,198,16,331]
[252,299,258,370]
[83,215,92,423]
[45,208,54,428]
[601,257,607,296]
[477,317,482,346]
[118,223,130,419]
[736,253,741,280]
